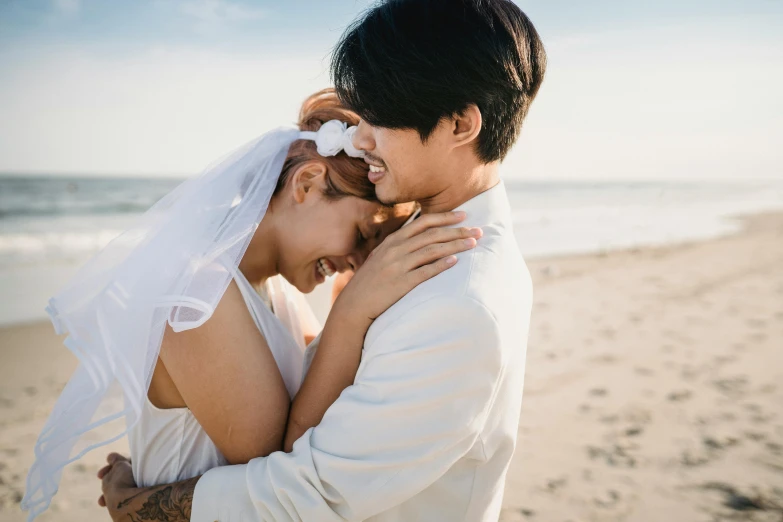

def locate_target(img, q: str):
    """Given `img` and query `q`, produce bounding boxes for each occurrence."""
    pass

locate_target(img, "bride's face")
[274,165,412,294]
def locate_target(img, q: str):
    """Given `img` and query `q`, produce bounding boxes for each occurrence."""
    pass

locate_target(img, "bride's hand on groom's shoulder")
[334,211,482,324]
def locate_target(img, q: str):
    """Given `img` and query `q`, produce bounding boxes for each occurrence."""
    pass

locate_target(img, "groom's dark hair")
[331,0,546,163]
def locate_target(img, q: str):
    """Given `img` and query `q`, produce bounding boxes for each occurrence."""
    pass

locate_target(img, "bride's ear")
[291,162,328,204]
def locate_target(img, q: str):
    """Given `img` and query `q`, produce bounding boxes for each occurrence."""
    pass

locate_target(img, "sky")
[0,0,781,181]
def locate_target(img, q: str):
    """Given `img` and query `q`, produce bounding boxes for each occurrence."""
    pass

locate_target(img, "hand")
[334,211,481,325]
[97,453,138,521]
[97,452,198,522]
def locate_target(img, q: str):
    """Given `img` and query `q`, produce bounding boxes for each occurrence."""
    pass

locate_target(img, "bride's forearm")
[284,301,371,452]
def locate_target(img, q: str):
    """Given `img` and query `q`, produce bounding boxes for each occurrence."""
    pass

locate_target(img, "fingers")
[402,225,482,254]
[408,254,460,287]
[97,453,131,480]
[395,211,467,240]
[101,460,132,495]
[107,452,130,465]
[405,235,479,271]
[98,453,133,508]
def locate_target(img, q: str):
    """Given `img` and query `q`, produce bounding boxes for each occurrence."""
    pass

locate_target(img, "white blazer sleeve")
[192,294,503,522]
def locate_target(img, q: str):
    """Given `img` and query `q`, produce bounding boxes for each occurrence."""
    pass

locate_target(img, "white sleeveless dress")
[128,270,316,487]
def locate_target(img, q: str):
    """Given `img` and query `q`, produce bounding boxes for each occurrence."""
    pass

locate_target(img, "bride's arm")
[284,299,369,452]
[283,211,480,451]
[158,280,290,464]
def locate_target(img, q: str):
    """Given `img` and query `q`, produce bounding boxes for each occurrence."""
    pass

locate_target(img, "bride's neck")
[238,203,280,286]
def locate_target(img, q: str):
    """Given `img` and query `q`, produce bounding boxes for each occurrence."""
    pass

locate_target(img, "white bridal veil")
[22,122,361,520]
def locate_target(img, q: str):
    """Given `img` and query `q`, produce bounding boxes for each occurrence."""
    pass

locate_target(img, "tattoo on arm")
[120,477,199,522]
[117,488,147,509]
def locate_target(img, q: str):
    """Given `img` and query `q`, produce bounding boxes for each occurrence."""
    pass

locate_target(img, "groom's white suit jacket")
[193,181,532,522]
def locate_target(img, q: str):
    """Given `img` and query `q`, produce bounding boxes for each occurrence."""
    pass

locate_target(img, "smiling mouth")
[364,153,387,173]
[316,258,336,279]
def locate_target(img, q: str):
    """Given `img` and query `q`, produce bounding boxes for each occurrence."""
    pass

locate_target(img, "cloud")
[0,46,330,176]
[52,0,81,16]
[178,0,268,29]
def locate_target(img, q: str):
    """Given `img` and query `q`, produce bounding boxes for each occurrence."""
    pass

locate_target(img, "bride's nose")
[345,251,365,272]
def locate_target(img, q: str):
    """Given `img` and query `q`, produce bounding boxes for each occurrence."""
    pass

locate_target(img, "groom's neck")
[418,161,500,215]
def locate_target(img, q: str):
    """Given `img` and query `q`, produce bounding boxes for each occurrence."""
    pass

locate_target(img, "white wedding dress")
[128,269,317,487]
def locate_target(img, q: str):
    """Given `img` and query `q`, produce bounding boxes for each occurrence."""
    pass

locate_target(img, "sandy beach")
[1,212,782,522]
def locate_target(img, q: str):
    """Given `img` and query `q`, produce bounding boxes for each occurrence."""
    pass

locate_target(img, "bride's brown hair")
[275,88,377,202]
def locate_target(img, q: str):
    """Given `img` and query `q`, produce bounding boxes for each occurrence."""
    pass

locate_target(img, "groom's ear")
[451,104,483,149]
[291,162,328,204]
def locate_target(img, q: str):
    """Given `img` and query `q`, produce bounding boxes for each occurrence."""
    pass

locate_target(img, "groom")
[100,0,546,520]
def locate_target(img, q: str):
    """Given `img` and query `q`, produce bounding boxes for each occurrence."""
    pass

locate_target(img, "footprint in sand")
[712,376,749,399]
[499,507,535,521]
[732,342,747,352]
[587,444,637,468]
[766,442,782,454]
[681,448,711,467]
[697,482,783,517]
[599,328,616,339]
[544,476,568,493]
[703,435,740,451]
[746,318,767,329]
[667,390,693,402]
[712,354,737,366]
[593,489,622,508]
[744,403,763,413]
[591,354,618,364]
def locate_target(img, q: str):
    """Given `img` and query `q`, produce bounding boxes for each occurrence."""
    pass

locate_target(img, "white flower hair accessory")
[299,120,365,158]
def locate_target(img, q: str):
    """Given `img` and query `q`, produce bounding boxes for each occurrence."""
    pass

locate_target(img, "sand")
[1,212,782,522]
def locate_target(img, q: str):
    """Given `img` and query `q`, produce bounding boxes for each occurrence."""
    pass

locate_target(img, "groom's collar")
[453,180,511,227]
[405,180,510,228]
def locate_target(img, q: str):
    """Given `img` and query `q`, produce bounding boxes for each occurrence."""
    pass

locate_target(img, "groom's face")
[352,119,452,206]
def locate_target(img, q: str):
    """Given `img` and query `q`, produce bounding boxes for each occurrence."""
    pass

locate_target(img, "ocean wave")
[0,202,156,219]
[0,176,182,220]
[0,229,123,267]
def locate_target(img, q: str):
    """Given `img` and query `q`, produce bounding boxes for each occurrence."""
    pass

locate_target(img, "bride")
[22,89,480,520]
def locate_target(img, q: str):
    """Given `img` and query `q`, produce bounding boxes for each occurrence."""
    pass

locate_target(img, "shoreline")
[1,210,782,521]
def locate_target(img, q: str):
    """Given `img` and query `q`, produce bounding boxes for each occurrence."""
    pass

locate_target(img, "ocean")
[1,175,782,326]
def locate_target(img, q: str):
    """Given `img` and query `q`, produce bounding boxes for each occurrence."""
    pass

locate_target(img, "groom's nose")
[353,120,375,152]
